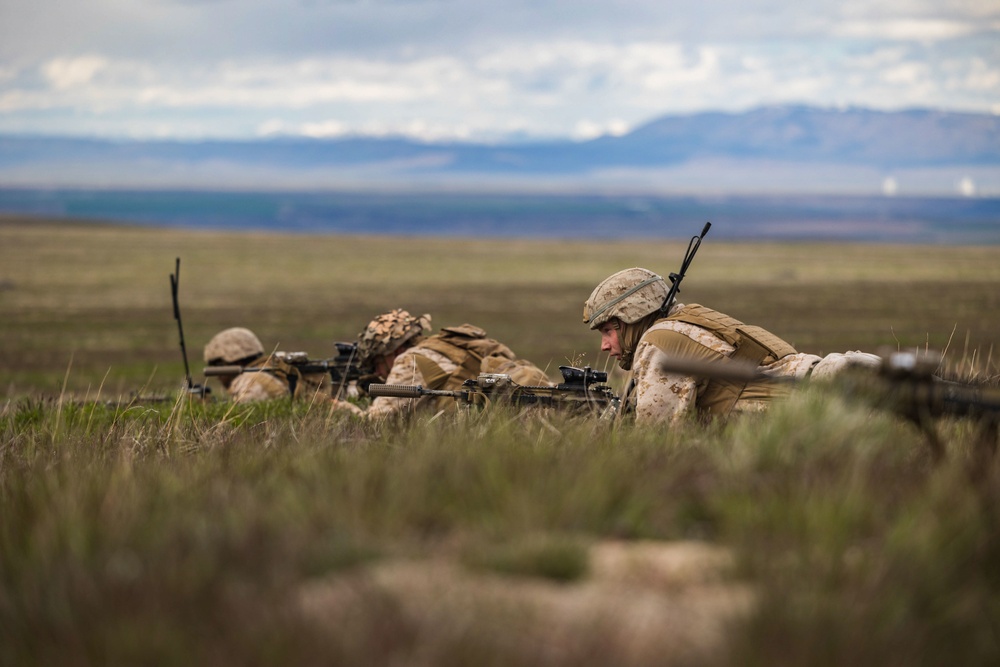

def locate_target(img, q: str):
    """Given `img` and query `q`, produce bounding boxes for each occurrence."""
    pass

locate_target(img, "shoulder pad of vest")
[439,324,487,339]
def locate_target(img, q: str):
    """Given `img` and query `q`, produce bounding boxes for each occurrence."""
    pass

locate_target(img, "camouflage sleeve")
[364,347,459,420]
[808,351,881,380]
[630,322,734,426]
[229,372,291,403]
[761,352,823,379]
[631,333,716,426]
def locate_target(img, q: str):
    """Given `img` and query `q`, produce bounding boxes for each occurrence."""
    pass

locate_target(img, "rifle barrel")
[204,365,244,376]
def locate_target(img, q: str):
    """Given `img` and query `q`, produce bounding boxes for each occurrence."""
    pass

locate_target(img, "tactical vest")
[410,324,516,409]
[646,304,797,417]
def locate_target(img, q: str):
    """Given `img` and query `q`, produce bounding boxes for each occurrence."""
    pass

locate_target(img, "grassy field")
[2,215,998,397]
[2,215,1000,666]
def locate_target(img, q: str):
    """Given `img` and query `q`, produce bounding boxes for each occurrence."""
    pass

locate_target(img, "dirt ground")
[298,540,754,666]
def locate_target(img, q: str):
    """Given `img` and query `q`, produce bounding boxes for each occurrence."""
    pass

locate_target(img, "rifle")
[656,350,1000,463]
[367,365,620,419]
[170,258,211,398]
[69,393,179,409]
[204,345,371,399]
[660,222,711,316]
[836,350,1000,462]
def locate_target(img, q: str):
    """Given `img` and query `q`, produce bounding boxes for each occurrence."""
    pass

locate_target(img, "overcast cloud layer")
[1,0,998,141]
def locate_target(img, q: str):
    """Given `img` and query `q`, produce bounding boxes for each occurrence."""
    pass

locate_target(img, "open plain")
[2,215,999,666]
[2,215,998,397]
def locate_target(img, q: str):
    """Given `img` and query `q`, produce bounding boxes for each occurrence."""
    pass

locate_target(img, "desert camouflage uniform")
[338,311,552,420]
[204,327,329,404]
[628,303,846,425]
[228,357,294,403]
[227,358,329,404]
[364,342,463,419]
[584,268,880,427]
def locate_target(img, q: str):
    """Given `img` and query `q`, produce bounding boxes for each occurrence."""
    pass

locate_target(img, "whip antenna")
[170,257,195,390]
[660,222,711,315]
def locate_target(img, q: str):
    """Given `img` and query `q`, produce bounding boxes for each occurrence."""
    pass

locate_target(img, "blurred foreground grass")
[2,215,1000,666]
[2,388,998,666]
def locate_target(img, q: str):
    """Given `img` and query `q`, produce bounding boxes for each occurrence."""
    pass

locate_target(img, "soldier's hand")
[356,373,383,396]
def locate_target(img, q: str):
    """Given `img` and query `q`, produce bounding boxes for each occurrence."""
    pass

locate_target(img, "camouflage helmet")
[356,309,432,363]
[204,327,265,365]
[582,267,669,330]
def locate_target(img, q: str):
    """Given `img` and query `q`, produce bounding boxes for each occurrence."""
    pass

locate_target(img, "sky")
[1,0,998,142]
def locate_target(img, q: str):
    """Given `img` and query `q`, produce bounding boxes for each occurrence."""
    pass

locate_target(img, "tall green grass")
[2,385,998,666]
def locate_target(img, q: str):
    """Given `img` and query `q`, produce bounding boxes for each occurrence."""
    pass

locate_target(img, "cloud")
[43,56,109,89]
[958,57,1000,92]
[1,1,998,139]
[834,19,980,42]
[572,118,631,140]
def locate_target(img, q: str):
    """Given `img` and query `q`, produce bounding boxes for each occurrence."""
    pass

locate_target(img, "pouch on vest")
[412,325,512,410]
[419,325,514,391]
[667,304,796,363]
[414,354,451,390]
[660,305,795,417]
[705,328,773,416]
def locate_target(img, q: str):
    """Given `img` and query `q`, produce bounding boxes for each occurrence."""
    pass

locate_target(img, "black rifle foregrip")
[368,383,426,398]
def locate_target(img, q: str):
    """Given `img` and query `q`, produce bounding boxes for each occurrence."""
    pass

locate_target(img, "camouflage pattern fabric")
[809,351,882,379]
[480,356,554,387]
[356,309,432,364]
[364,345,461,419]
[228,371,290,403]
[225,355,330,404]
[204,327,264,364]
[342,325,553,420]
[583,267,669,330]
[225,354,290,403]
[626,303,823,426]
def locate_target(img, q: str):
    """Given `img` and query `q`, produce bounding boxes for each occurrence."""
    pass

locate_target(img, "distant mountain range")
[2,106,998,196]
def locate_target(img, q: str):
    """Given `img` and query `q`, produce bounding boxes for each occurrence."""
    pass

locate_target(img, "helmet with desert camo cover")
[356,309,432,364]
[204,327,265,365]
[583,267,669,330]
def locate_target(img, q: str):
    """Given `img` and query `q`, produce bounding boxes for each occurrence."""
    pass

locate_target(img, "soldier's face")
[374,351,398,379]
[598,321,622,359]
